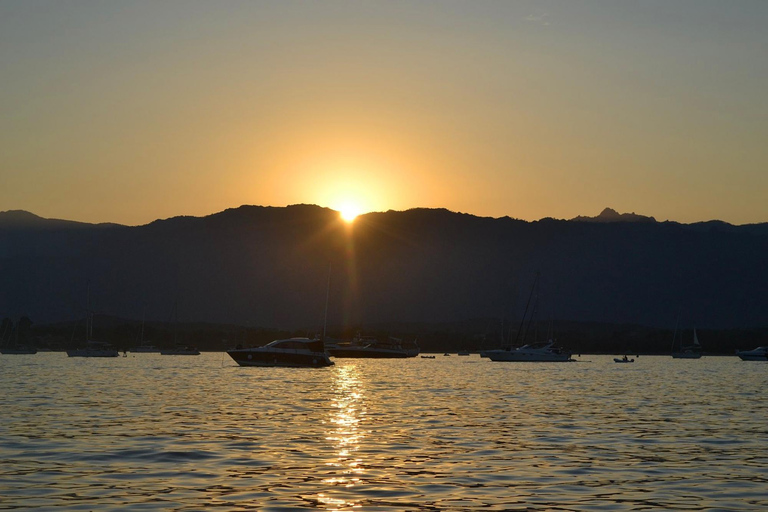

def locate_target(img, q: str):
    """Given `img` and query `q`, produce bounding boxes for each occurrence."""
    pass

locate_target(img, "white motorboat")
[227,337,333,368]
[735,346,768,361]
[486,341,572,362]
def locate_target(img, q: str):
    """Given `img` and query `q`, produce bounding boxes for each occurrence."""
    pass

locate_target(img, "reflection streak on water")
[318,363,366,508]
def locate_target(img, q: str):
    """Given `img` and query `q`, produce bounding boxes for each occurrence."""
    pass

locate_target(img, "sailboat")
[160,300,200,355]
[671,324,702,359]
[486,273,572,362]
[67,286,119,357]
[0,319,37,354]
[132,308,160,353]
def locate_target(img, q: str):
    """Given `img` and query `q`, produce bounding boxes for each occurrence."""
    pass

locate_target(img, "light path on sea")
[1,353,766,510]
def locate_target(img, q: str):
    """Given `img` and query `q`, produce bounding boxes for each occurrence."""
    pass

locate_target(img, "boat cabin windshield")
[266,338,323,351]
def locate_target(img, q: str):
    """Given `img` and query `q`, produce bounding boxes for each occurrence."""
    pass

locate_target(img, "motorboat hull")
[736,347,768,361]
[738,354,768,361]
[328,347,417,358]
[614,358,634,363]
[228,348,333,368]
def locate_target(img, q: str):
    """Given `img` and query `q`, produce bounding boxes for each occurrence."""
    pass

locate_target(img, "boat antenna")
[322,263,331,341]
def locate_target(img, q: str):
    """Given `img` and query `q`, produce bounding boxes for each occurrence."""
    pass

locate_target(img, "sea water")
[1,353,766,511]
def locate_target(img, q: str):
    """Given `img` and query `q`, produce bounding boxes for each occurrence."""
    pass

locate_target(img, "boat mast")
[514,273,539,349]
[671,313,680,352]
[86,281,92,342]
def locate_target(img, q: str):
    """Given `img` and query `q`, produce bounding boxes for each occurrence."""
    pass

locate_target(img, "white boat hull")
[736,347,768,361]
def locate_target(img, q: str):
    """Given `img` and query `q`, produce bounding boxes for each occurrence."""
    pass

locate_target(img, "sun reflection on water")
[320,363,367,507]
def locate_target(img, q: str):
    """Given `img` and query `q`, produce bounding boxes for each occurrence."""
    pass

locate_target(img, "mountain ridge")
[2,205,767,330]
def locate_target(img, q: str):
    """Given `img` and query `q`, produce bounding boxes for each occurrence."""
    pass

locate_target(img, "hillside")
[2,205,767,330]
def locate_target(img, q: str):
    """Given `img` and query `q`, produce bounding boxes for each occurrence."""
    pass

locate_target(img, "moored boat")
[735,346,768,361]
[486,341,572,362]
[67,286,118,357]
[672,327,702,359]
[227,337,333,368]
[486,273,572,362]
[614,355,634,363]
[160,345,200,355]
[131,344,161,353]
[1,346,37,355]
[67,341,119,358]
[326,334,419,358]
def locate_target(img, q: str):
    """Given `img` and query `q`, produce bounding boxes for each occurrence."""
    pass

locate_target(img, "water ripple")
[1,353,767,510]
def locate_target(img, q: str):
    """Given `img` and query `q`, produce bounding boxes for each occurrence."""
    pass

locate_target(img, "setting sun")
[339,205,361,223]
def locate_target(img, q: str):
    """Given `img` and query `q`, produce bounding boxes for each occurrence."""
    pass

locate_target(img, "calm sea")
[1,353,766,511]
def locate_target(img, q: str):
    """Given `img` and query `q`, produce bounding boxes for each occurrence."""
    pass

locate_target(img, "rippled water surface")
[1,353,767,511]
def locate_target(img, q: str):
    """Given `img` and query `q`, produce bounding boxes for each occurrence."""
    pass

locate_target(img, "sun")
[339,205,361,223]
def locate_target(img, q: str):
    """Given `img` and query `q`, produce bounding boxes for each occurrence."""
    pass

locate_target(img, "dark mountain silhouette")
[2,205,767,330]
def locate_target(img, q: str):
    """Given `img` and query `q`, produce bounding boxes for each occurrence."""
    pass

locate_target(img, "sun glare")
[339,205,361,223]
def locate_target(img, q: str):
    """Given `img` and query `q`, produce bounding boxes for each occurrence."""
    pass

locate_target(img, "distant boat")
[132,344,161,353]
[326,334,419,358]
[487,341,572,362]
[67,285,119,358]
[67,341,119,358]
[228,337,333,368]
[131,308,160,352]
[0,319,37,354]
[614,355,634,363]
[0,346,37,355]
[671,324,702,359]
[486,273,572,362]
[421,355,436,359]
[735,346,768,361]
[160,345,200,355]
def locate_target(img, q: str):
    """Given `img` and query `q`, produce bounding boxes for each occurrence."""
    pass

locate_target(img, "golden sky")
[1,1,767,225]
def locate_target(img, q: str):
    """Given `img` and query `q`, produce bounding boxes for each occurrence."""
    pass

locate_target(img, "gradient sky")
[1,0,766,225]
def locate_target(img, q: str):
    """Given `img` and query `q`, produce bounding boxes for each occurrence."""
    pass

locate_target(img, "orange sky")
[1,1,767,225]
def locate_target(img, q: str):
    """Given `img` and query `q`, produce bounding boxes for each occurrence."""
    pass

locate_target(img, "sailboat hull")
[672,352,702,359]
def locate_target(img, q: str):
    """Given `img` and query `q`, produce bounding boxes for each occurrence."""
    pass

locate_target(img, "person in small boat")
[622,355,629,362]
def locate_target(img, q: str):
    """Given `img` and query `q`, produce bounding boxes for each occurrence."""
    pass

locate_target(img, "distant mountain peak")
[571,208,656,223]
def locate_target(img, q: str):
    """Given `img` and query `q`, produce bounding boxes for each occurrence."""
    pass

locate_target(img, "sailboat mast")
[671,314,680,352]
[86,281,92,342]
[514,273,539,348]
